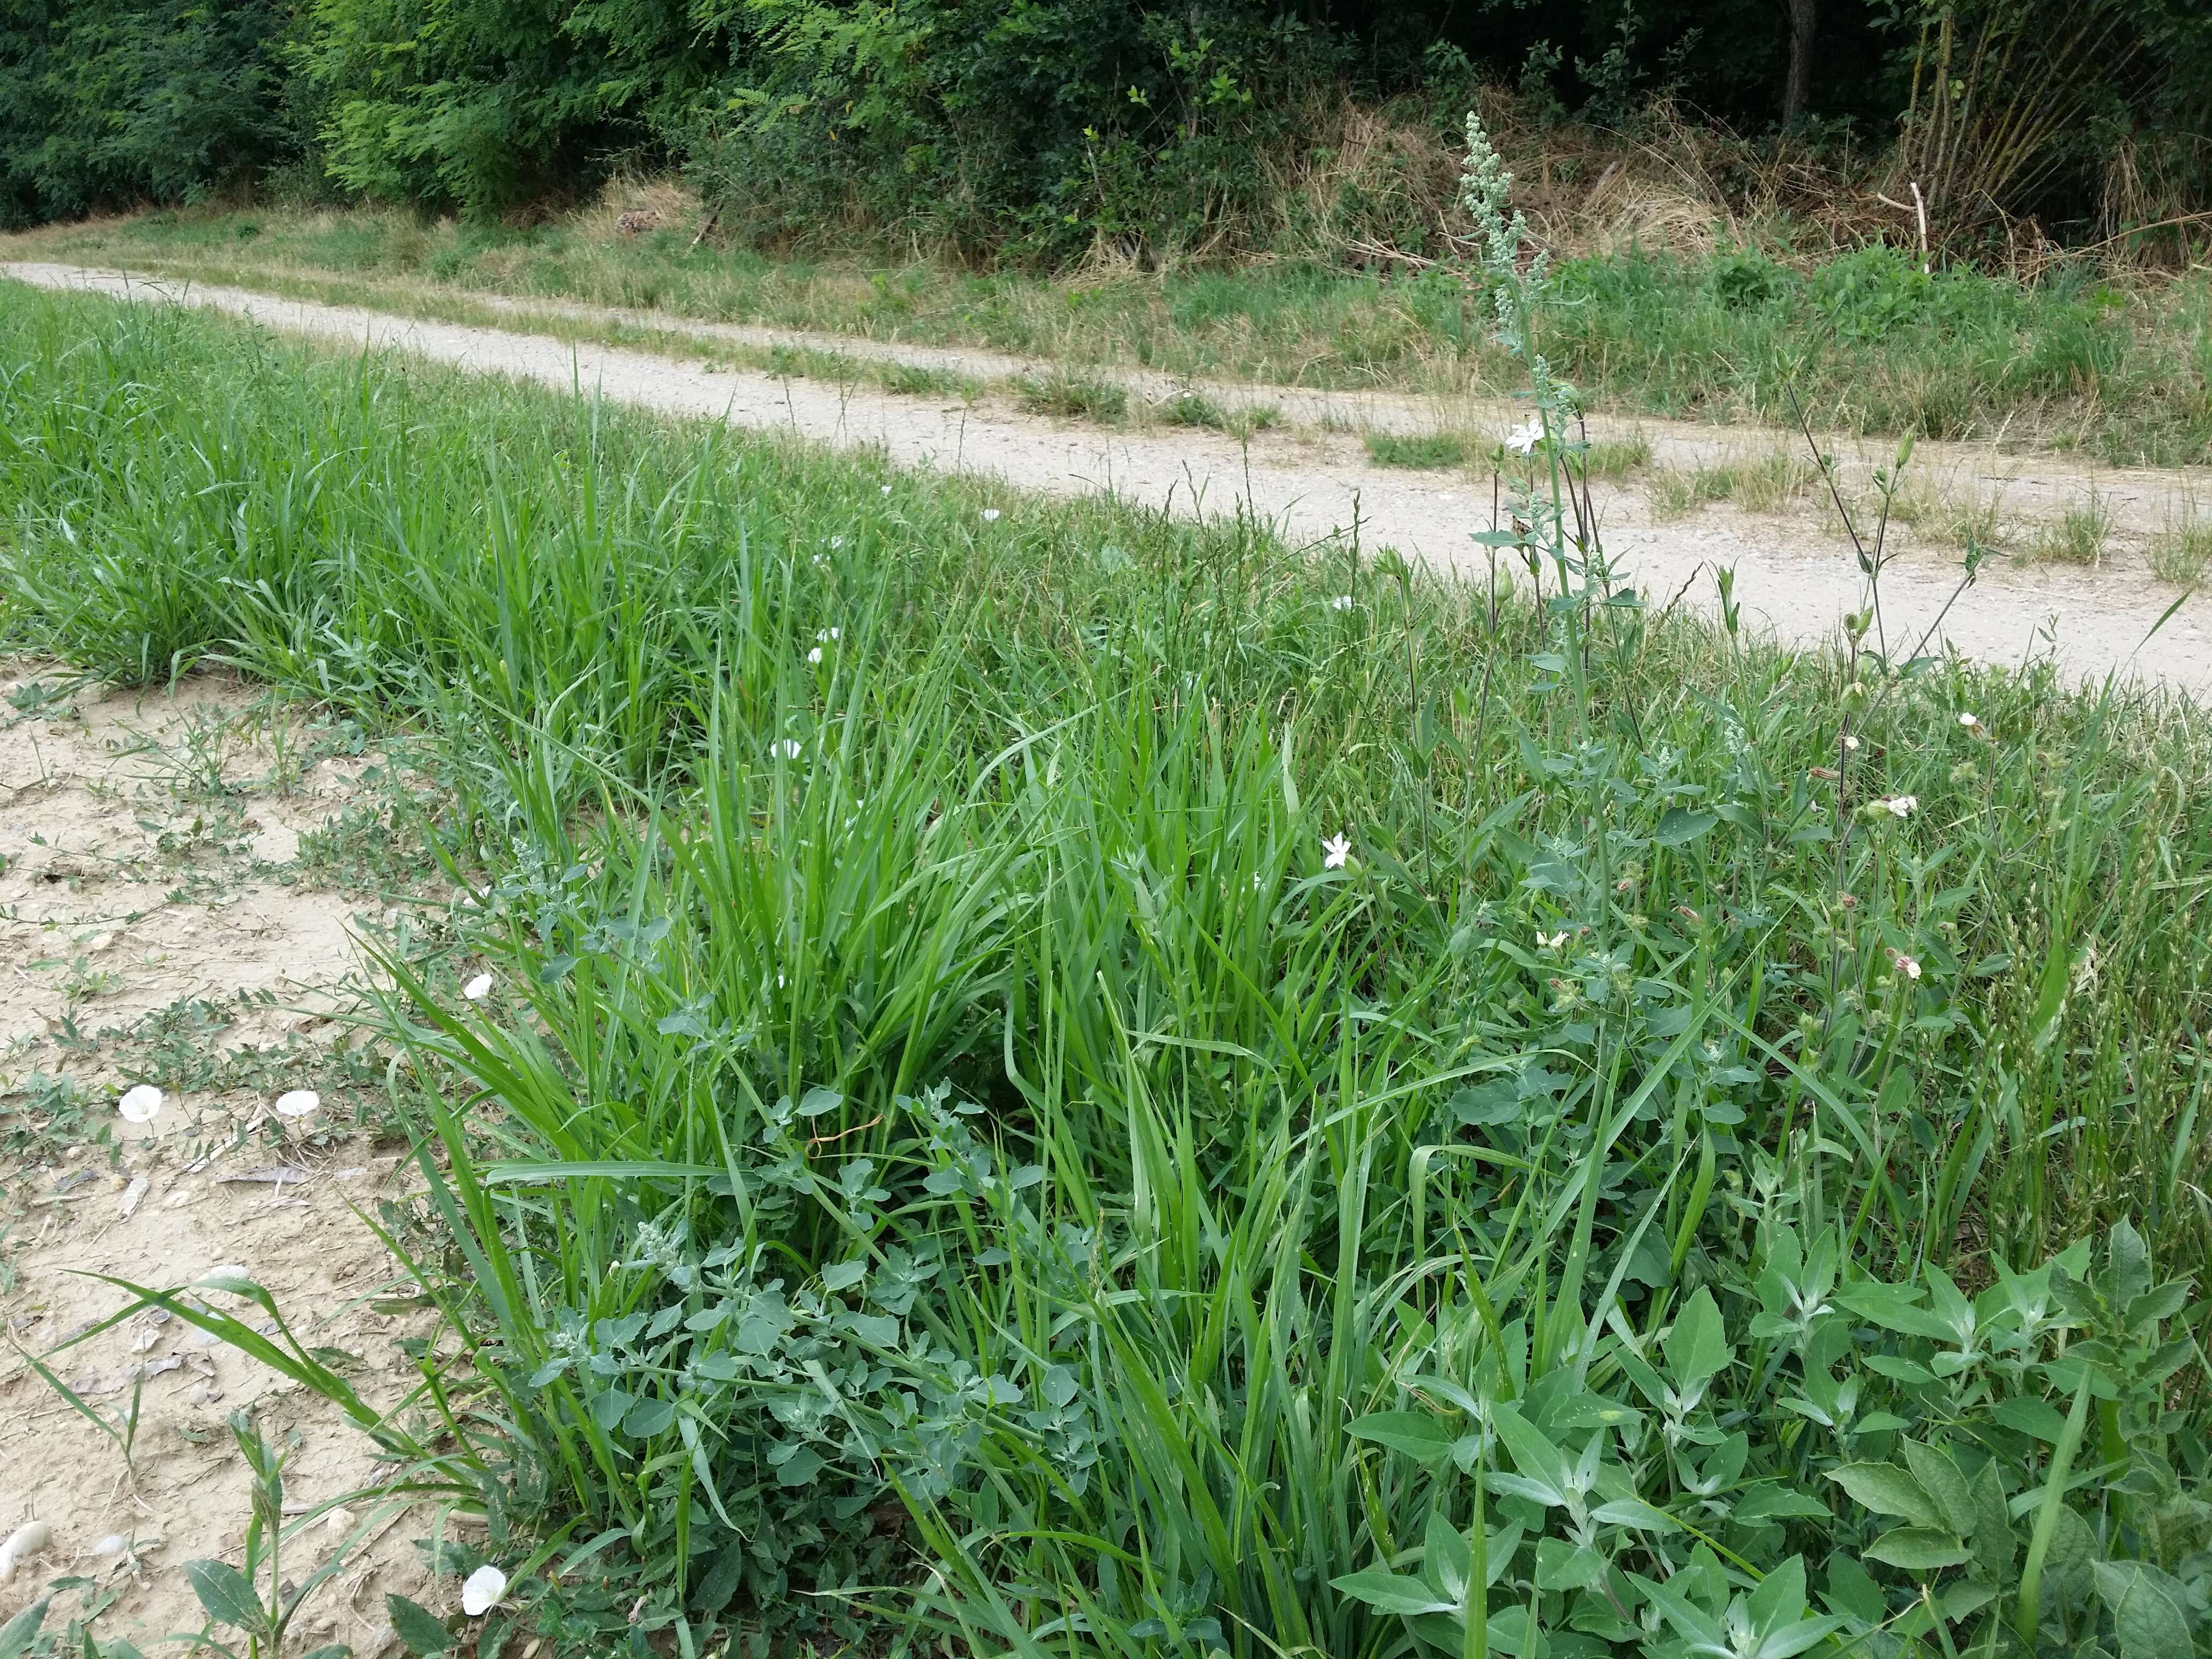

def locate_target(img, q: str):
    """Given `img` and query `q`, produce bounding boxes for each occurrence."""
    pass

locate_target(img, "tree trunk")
[1783,0,1816,126]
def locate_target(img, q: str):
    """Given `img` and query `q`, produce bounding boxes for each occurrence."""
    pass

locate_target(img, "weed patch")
[5,277,2212,1659]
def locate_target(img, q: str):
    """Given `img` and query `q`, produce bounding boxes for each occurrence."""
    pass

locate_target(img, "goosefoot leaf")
[385,1594,459,1656]
[1827,1463,1941,1529]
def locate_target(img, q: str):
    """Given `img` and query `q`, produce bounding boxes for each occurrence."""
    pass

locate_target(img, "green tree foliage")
[0,0,295,226]
[2,0,2208,251]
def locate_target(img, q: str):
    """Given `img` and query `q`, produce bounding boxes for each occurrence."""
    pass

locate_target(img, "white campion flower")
[806,647,824,664]
[1505,418,1544,455]
[460,1564,507,1617]
[981,508,1002,522]
[817,627,840,642]
[769,738,804,759]
[1536,930,1569,951]
[1885,795,1918,818]
[1842,734,1862,751]
[462,973,494,1002]
[1888,948,1923,981]
[1322,834,1352,870]
[273,1089,319,1119]
[880,484,893,496]
[118,1085,163,1124]
[1957,712,1980,728]
[1332,594,1355,611]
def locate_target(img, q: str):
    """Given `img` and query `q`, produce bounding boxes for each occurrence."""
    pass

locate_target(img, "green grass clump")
[2151,501,2211,585]
[2037,485,2115,565]
[1017,371,1128,422]
[1162,390,1228,428]
[7,283,2212,1659]
[1364,428,1473,468]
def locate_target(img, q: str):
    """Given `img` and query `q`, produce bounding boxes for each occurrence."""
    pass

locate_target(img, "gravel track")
[8,260,2207,692]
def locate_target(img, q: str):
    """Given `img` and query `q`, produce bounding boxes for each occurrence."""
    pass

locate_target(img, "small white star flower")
[830,536,845,549]
[462,973,494,1002]
[461,1564,507,1617]
[1322,834,1351,870]
[273,1089,320,1119]
[1505,418,1544,455]
[118,1085,163,1124]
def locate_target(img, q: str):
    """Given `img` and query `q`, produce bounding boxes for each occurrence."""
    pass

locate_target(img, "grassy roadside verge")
[8,203,2212,467]
[5,281,2212,1658]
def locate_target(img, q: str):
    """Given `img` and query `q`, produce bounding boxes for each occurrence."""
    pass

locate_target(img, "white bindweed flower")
[807,647,824,664]
[1886,795,1918,818]
[1957,712,1979,728]
[1332,594,1355,611]
[770,738,804,760]
[273,1089,319,1119]
[981,509,1002,522]
[461,1564,507,1617]
[118,1085,163,1124]
[462,973,494,1002]
[1322,833,1352,870]
[1505,419,1544,455]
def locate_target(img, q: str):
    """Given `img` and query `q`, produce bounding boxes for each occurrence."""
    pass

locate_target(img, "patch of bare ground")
[0,664,460,1655]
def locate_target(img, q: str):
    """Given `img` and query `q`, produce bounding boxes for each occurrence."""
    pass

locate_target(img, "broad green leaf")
[1744,1556,1808,1638]
[385,1594,458,1656]
[1664,1288,1733,1387]
[1990,1397,2069,1443]
[1900,1440,1977,1535]
[1347,1411,1459,1465]
[1535,1538,1606,1590]
[1732,1485,1832,1524]
[1329,1569,1458,1617]
[1969,1457,2015,1583]
[1491,1406,1572,1506]
[2091,1561,2193,1659]
[1754,1616,1850,1659]
[1835,1282,1954,1341]
[1591,1497,1680,1533]
[0,1599,49,1659]
[185,1559,270,1636]
[622,1395,676,1438]
[1863,1528,1972,1572]
[1654,807,1718,846]
[1827,1463,1941,1529]
[1423,1512,1471,1602]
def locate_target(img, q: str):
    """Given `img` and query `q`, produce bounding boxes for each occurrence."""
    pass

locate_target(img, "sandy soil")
[6,261,2208,696]
[0,668,445,1654]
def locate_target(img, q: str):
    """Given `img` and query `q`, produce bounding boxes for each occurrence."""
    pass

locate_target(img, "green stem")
[2014,1370,2094,1645]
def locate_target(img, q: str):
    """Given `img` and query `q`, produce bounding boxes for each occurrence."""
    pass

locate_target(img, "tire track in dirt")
[8,261,2207,693]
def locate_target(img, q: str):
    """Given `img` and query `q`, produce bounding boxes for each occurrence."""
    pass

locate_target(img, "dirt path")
[0,667,458,1653]
[9,261,2209,692]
